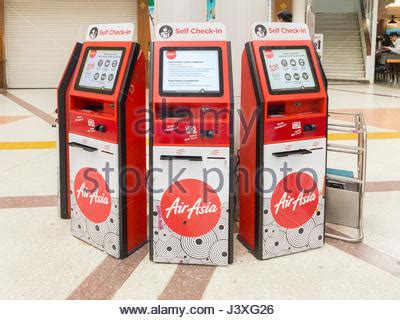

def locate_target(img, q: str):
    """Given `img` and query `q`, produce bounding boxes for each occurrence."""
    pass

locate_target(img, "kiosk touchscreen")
[239,23,328,260]
[57,23,147,258]
[149,23,234,266]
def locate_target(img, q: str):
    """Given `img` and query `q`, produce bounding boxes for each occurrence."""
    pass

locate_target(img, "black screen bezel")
[74,46,126,95]
[259,45,320,95]
[159,46,224,97]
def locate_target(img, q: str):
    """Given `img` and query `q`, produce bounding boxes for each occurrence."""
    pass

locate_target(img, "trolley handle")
[68,142,98,152]
[160,155,202,161]
[272,149,312,157]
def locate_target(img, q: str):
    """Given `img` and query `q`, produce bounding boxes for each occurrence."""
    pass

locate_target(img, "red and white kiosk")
[149,23,234,265]
[57,23,147,258]
[239,23,327,260]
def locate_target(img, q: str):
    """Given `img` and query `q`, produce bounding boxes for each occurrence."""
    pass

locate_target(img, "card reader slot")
[272,149,312,157]
[68,142,98,152]
[82,104,104,112]
[159,108,192,119]
[160,155,202,161]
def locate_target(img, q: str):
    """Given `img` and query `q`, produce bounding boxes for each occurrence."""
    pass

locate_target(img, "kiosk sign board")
[252,22,310,41]
[86,23,134,42]
[156,22,226,41]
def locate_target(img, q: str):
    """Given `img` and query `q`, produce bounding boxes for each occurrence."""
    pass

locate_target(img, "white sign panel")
[86,23,134,42]
[262,48,317,92]
[313,34,324,60]
[162,49,220,94]
[156,23,226,41]
[252,23,311,41]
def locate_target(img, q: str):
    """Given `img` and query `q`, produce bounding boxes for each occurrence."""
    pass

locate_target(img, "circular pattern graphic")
[209,240,229,265]
[107,212,119,234]
[104,232,119,256]
[270,172,319,229]
[157,227,173,242]
[73,168,112,223]
[262,202,274,225]
[153,228,160,242]
[71,211,87,239]
[264,231,290,256]
[308,224,324,249]
[160,179,222,237]
[263,223,283,238]
[312,207,324,225]
[155,236,181,260]
[286,218,315,248]
[213,217,229,240]
[86,221,109,246]
[173,250,190,262]
[181,231,218,260]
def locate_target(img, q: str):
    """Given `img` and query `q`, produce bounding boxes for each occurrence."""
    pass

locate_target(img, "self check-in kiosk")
[239,23,328,260]
[149,23,234,265]
[57,23,147,258]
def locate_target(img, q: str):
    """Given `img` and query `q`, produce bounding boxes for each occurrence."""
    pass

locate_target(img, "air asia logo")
[165,50,177,60]
[270,172,319,228]
[74,168,111,223]
[160,179,221,237]
[264,49,274,59]
[89,27,99,40]
[89,50,97,58]
[159,25,173,39]
[255,24,267,38]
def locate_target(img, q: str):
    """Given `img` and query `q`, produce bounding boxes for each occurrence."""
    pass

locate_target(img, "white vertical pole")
[293,0,307,23]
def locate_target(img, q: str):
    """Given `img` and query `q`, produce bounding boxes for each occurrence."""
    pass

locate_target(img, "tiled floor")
[0,84,400,299]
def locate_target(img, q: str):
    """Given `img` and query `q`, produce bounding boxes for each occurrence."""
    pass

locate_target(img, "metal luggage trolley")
[325,112,367,242]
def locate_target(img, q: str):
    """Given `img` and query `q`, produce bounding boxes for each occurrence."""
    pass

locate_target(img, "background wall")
[313,0,357,13]
[155,0,206,23]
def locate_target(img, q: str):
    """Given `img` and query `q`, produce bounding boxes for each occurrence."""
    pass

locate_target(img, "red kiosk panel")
[149,23,234,266]
[239,23,328,260]
[57,24,147,259]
